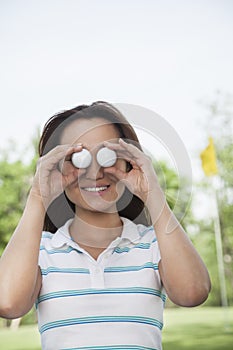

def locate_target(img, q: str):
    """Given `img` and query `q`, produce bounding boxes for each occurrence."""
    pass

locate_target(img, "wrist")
[27,190,46,213]
[145,188,167,223]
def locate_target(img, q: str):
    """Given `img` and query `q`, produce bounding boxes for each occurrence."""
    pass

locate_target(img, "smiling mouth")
[81,186,110,192]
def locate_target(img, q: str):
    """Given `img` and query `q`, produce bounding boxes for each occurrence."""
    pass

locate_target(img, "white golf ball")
[71,149,92,168]
[97,147,117,167]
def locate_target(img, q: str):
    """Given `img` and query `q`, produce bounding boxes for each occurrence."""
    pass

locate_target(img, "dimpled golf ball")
[71,149,92,168]
[97,147,117,167]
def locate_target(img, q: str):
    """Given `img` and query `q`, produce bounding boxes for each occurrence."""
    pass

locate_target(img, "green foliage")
[191,219,221,306]
[0,158,32,255]
[0,133,39,255]
[196,92,233,306]
[154,160,193,230]
[217,143,233,187]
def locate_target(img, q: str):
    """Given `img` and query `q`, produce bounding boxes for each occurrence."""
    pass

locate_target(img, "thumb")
[104,166,127,182]
[104,167,133,192]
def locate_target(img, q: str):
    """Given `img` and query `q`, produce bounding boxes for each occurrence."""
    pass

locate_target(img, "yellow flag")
[200,137,218,176]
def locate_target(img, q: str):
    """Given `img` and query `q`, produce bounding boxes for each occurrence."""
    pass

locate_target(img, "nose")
[85,155,104,180]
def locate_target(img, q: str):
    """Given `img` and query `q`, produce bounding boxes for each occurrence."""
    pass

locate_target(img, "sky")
[1,0,233,217]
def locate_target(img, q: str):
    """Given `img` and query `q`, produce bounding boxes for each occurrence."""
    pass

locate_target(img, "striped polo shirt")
[37,217,166,350]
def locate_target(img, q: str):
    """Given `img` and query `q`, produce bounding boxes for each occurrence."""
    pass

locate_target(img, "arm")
[0,144,82,319]
[104,138,211,307]
[0,193,44,318]
[146,186,211,306]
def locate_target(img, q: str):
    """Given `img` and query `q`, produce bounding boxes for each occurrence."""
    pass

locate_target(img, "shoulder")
[40,231,54,246]
[121,217,157,244]
[120,217,161,264]
[137,223,156,241]
[40,219,73,250]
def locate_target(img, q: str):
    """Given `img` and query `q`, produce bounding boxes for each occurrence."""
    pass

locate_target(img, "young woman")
[0,101,211,349]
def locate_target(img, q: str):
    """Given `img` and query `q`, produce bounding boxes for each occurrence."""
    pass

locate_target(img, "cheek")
[115,182,125,200]
[116,159,127,172]
[64,188,76,204]
[116,158,131,173]
[113,160,127,197]
[64,178,82,200]
[60,161,74,175]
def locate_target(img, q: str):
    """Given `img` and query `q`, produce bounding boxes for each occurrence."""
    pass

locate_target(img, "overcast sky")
[1,0,233,189]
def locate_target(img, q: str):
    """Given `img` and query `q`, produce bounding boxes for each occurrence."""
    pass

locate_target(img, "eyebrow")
[75,139,118,151]
[77,142,104,152]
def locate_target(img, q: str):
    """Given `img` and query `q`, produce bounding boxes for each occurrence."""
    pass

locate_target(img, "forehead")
[60,117,120,146]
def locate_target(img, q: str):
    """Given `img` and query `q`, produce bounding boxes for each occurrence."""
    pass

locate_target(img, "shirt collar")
[51,219,76,249]
[119,217,142,244]
[51,216,142,249]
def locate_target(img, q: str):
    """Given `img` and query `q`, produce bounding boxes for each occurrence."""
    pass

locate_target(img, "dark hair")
[39,101,151,232]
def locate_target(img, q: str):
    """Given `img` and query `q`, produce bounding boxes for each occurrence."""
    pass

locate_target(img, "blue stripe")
[114,243,151,253]
[135,243,151,249]
[41,267,90,275]
[39,315,163,334]
[139,225,154,237]
[41,232,54,239]
[62,346,159,350]
[104,262,158,273]
[37,287,166,304]
[40,263,158,275]
[40,246,74,254]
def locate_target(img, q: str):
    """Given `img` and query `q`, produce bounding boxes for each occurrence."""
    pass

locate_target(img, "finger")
[43,144,83,163]
[104,139,152,171]
[58,145,83,172]
[62,169,80,188]
[119,139,154,170]
[118,138,143,160]
[104,139,142,159]
[103,166,128,182]
[60,160,76,175]
[103,141,136,162]
[104,167,134,194]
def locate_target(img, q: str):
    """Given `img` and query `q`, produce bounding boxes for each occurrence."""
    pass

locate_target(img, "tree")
[153,160,193,231]
[193,92,233,306]
[0,137,38,328]
[0,143,33,255]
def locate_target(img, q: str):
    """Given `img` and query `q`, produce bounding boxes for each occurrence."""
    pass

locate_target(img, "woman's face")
[60,117,127,215]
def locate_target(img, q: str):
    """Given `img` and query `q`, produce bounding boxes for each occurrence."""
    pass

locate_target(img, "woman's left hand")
[103,138,161,203]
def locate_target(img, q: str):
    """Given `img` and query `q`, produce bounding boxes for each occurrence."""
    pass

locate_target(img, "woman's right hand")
[30,144,83,208]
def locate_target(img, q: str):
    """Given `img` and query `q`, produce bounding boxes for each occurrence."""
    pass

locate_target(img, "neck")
[69,210,123,249]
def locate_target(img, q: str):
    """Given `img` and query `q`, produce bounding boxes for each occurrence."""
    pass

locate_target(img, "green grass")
[0,307,232,349]
[0,324,41,350]
[163,306,233,350]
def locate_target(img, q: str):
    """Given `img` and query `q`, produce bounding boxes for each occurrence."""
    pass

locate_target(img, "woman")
[0,101,211,349]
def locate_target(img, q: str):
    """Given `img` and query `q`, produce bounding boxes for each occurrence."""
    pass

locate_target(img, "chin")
[84,203,118,214]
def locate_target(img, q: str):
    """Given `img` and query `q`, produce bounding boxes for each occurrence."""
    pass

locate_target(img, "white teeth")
[82,186,108,192]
